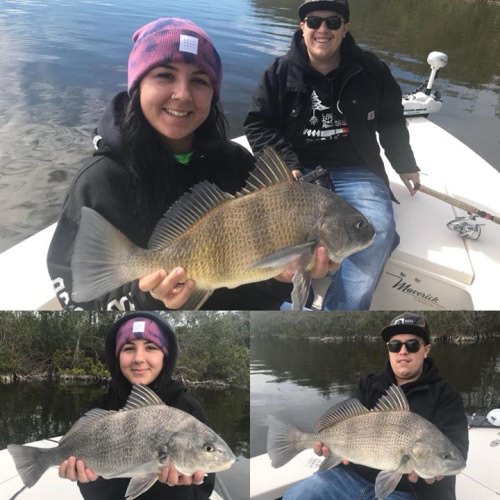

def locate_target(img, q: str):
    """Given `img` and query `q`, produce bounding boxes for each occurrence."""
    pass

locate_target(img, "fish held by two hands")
[267,385,466,500]
[70,147,375,309]
[8,384,235,499]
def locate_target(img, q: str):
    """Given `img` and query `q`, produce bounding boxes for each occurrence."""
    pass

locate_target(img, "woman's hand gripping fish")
[70,147,375,309]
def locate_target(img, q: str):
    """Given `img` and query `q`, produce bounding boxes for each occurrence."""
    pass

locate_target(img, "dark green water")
[0,382,249,456]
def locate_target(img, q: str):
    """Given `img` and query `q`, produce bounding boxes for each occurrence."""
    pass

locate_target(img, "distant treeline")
[0,311,249,388]
[250,311,500,342]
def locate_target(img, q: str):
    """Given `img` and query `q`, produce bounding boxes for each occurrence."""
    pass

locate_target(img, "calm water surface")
[0,0,499,252]
[0,382,249,453]
[250,336,500,457]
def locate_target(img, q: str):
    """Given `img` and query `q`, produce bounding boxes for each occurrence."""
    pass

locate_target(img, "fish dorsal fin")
[148,181,234,250]
[238,146,294,196]
[60,408,113,443]
[372,385,410,413]
[315,398,369,433]
[122,384,164,411]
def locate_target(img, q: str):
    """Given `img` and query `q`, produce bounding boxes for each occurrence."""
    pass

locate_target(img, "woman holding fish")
[57,312,225,499]
[46,17,333,311]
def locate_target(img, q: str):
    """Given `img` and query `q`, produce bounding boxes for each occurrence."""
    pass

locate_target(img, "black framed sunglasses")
[304,15,344,30]
[386,339,423,353]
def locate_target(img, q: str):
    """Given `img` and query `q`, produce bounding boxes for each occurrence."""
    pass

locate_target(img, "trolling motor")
[402,51,448,117]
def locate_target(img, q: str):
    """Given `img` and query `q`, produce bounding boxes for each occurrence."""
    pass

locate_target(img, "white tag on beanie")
[133,321,146,333]
[179,34,199,54]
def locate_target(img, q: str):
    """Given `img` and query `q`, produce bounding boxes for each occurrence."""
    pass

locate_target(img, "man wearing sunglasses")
[244,0,420,311]
[283,312,469,500]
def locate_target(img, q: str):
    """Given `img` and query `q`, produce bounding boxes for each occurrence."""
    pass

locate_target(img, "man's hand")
[274,246,340,284]
[312,441,349,465]
[399,172,420,196]
[407,472,444,484]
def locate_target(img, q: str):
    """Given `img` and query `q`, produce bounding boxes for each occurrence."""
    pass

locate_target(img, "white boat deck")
[0,438,80,500]
[0,118,499,311]
[370,117,500,311]
[250,427,500,500]
[0,437,226,499]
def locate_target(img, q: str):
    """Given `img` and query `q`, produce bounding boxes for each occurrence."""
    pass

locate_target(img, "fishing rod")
[414,182,500,240]
[8,486,26,500]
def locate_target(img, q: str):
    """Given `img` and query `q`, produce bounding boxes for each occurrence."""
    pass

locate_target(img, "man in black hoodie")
[283,312,469,500]
[244,0,420,311]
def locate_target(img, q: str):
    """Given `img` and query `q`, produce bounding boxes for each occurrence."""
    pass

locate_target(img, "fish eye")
[204,444,215,452]
[442,452,451,460]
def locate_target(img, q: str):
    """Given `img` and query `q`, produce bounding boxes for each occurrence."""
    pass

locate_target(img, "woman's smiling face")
[139,62,214,153]
[119,339,164,385]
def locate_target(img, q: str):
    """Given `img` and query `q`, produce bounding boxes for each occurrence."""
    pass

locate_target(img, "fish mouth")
[205,456,236,473]
[327,235,374,262]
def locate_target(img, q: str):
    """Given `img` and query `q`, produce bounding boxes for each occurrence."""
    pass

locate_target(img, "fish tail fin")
[7,444,50,488]
[71,207,143,302]
[267,415,311,468]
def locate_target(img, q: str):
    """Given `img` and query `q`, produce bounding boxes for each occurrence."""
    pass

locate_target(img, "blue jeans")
[321,167,398,311]
[283,467,416,500]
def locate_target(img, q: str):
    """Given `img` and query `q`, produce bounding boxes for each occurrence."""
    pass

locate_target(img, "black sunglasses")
[304,15,344,30]
[386,339,423,353]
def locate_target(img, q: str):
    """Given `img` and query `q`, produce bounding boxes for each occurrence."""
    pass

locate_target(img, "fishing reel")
[446,214,484,240]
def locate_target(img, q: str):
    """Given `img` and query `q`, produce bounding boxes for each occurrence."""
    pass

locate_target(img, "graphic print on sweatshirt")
[302,90,350,142]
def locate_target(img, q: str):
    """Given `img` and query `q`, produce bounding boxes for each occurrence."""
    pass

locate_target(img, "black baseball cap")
[298,0,350,21]
[380,312,431,344]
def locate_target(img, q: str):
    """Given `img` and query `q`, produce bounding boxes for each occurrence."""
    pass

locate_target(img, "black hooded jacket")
[46,92,292,311]
[244,31,418,186]
[348,357,469,500]
[77,312,215,500]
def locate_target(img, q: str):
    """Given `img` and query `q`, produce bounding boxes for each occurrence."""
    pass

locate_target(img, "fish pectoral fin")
[180,288,213,310]
[248,241,317,270]
[290,246,320,310]
[125,473,159,500]
[317,453,342,472]
[291,268,312,311]
[374,470,403,500]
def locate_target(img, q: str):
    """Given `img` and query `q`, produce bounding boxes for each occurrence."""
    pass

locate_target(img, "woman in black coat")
[59,311,217,499]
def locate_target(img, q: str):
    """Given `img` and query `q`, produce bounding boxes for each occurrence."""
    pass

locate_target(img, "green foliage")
[249,311,500,341]
[0,311,249,388]
[170,312,249,387]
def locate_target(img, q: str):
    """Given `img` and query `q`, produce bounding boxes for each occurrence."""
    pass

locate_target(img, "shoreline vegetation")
[0,372,234,388]
[0,311,249,390]
[250,311,500,341]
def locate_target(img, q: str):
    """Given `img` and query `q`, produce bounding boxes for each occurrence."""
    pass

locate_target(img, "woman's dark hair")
[104,312,179,410]
[119,88,228,213]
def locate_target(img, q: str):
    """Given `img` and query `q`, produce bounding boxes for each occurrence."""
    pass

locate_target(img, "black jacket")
[47,92,292,310]
[244,31,418,187]
[350,358,469,500]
